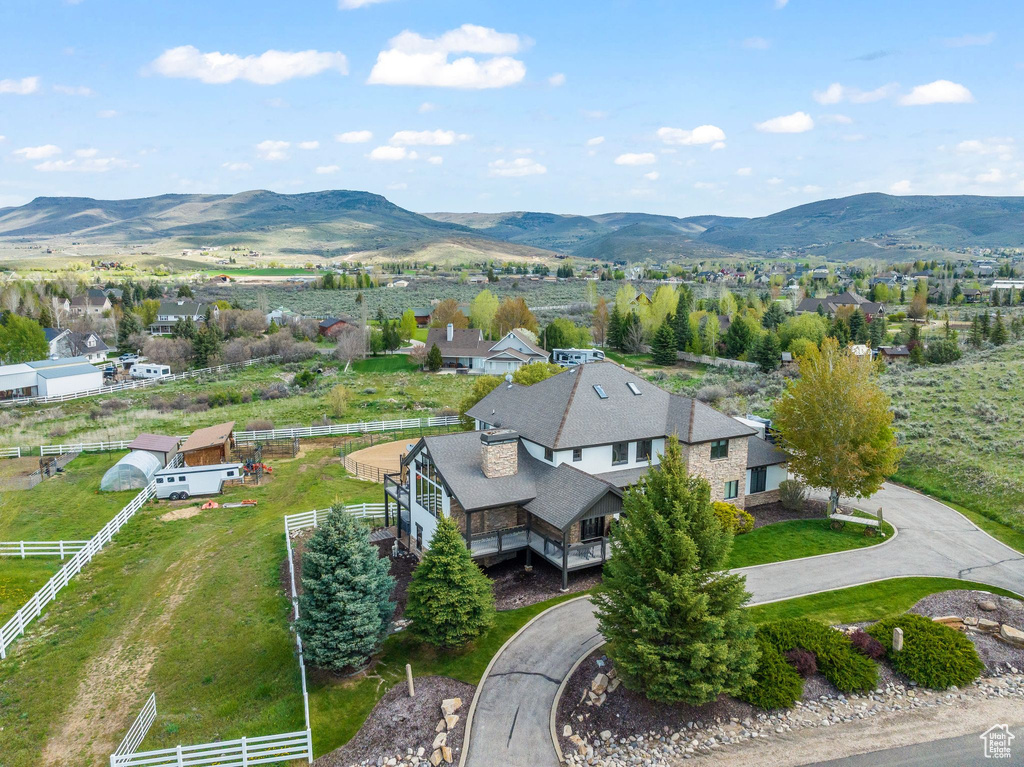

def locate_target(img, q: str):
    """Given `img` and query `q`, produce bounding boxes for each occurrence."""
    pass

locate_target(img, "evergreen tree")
[296,507,395,671]
[117,311,142,352]
[761,302,786,331]
[969,315,984,347]
[405,517,496,648]
[979,311,990,340]
[608,305,625,351]
[951,282,962,302]
[829,316,851,345]
[426,343,443,371]
[723,315,756,359]
[192,321,222,366]
[847,309,868,343]
[593,440,758,705]
[990,311,1008,346]
[621,311,645,353]
[868,316,886,348]
[651,320,677,366]
[172,316,197,340]
[754,331,782,373]
[38,303,55,329]
[672,308,692,351]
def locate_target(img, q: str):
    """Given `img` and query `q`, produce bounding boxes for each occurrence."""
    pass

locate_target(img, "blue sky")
[0,0,1021,217]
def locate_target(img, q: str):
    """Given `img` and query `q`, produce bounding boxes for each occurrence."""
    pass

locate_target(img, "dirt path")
[40,541,214,767]
[683,696,1024,766]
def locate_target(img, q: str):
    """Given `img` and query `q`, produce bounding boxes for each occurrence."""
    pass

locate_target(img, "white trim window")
[414,453,444,518]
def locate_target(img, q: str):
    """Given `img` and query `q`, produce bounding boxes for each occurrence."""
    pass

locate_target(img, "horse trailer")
[154,463,243,500]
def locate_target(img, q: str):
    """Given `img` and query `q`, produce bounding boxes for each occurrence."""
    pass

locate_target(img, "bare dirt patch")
[159,505,201,522]
[40,543,214,767]
[346,439,413,476]
[314,675,474,767]
[0,456,42,479]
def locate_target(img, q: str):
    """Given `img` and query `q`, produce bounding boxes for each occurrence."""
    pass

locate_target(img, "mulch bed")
[749,499,833,529]
[483,551,601,611]
[909,589,1024,673]
[315,675,474,767]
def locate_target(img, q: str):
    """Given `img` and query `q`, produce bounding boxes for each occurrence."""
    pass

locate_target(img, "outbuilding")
[128,433,180,468]
[0,357,103,400]
[178,422,235,466]
[100,450,163,492]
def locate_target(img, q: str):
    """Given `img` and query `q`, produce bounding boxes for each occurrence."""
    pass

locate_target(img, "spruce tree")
[117,311,142,352]
[405,517,495,648]
[297,507,395,671]
[672,308,692,350]
[761,302,786,331]
[990,311,1008,346]
[651,320,677,366]
[754,331,782,373]
[969,315,984,347]
[427,343,443,371]
[608,305,625,350]
[593,440,758,704]
[868,316,886,348]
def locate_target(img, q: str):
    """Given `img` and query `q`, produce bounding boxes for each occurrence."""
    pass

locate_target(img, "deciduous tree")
[470,289,499,338]
[429,298,469,329]
[493,296,538,336]
[0,315,47,363]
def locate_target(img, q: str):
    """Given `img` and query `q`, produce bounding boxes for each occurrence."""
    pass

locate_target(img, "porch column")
[465,510,473,551]
[384,492,390,528]
[561,530,569,591]
[525,516,533,571]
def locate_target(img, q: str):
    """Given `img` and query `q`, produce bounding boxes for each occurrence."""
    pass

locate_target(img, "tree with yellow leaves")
[773,337,904,516]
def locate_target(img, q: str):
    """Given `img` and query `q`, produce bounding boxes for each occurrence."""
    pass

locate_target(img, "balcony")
[469,525,611,572]
[469,526,528,557]
[383,473,410,509]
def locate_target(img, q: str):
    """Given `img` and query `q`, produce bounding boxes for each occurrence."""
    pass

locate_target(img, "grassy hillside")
[885,342,1024,533]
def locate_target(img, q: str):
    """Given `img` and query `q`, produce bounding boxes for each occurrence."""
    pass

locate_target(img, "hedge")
[736,633,804,710]
[866,613,984,689]
[714,501,755,535]
[758,618,877,693]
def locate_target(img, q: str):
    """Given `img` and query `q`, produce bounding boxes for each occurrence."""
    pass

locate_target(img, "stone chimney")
[481,429,518,478]
[446,322,454,342]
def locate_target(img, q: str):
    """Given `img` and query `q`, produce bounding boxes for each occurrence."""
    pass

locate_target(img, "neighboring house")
[149,300,219,335]
[384,362,787,587]
[849,344,872,358]
[796,291,885,321]
[69,289,112,317]
[318,316,356,338]
[265,306,300,326]
[0,357,103,400]
[878,345,910,363]
[425,324,549,374]
[45,329,111,363]
[961,288,986,303]
[103,288,124,300]
[412,308,433,328]
[43,327,71,357]
[387,279,410,288]
[178,421,235,466]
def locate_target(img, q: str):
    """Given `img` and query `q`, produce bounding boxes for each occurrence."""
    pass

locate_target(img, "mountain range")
[2,190,1023,264]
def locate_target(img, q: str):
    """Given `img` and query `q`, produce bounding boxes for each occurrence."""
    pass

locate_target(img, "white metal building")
[0,357,103,400]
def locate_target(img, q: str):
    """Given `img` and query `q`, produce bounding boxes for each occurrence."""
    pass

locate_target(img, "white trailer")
[154,463,243,500]
[552,348,606,367]
[130,363,171,379]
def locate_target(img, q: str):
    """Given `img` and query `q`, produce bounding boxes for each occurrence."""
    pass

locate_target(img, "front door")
[580,517,603,541]
[416,523,423,550]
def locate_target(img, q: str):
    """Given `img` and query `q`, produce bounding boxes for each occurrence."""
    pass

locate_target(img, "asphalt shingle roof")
[746,436,788,468]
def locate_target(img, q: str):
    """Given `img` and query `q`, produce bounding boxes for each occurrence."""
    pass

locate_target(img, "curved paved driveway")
[462,483,1024,767]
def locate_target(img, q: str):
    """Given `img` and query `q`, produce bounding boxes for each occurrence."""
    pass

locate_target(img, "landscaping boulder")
[444,714,459,731]
[999,624,1024,648]
[429,749,442,766]
[978,618,1000,633]
[591,673,609,695]
[440,698,462,717]
[979,600,998,612]
[932,615,965,631]
[432,732,447,750]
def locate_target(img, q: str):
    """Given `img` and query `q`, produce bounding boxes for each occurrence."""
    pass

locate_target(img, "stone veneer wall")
[481,439,517,478]
[744,489,780,508]
[448,498,525,534]
[682,436,750,509]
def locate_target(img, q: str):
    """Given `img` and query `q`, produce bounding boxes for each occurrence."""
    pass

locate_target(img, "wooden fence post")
[406,663,415,697]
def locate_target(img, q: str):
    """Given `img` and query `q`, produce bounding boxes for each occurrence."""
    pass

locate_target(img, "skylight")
[627,382,641,395]
[593,384,608,399]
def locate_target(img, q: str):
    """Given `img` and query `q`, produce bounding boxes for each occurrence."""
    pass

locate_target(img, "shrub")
[259,383,290,400]
[294,369,318,388]
[778,479,807,511]
[326,385,351,418]
[759,618,877,693]
[713,501,754,535]
[866,614,984,689]
[245,419,274,432]
[849,628,886,659]
[784,648,818,678]
[737,633,803,710]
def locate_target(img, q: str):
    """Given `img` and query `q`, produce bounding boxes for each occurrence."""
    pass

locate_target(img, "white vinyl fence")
[284,504,387,536]
[0,540,89,559]
[112,693,157,764]
[0,355,280,408]
[31,415,462,457]
[0,481,156,660]
[0,447,21,458]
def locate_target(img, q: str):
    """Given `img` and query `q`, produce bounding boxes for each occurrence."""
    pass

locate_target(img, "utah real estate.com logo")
[980,724,1014,759]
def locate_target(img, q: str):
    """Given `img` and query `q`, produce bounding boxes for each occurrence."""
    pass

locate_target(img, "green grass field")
[728,516,895,569]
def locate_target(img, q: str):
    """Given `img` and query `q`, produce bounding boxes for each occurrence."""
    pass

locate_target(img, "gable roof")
[44,327,68,342]
[425,327,488,356]
[157,300,206,316]
[179,421,235,453]
[128,433,180,453]
[466,361,755,449]
[746,436,788,468]
[319,315,355,328]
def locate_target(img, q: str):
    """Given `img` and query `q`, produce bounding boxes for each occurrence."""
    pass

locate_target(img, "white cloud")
[339,0,393,8]
[944,32,994,48]
[766,177,783,185]
[801,184,823,193]
[956,138,1014,160]
[755,111,814,133]
[316,165,340,174]
[711,141,726,151]
[899,80,973,106]
[97,109,118,118]
[775,0,789,6]
[585,136,605,147]
[388,129,467,146]
[387,182,408,190]
[742,37,771,50]
[335,130,373,143]
[427,155,444,165]
[656,124,726,147]
[488,157,547,177]
[369,145,417,161]
[298,141,320,150]
[548,73,566,87]
[53,84,94,96]
[975,168,1004,183]
[813,82,898,104]
[150,45,348,85]
[367,24,526,89]
[222,161,252,171]
[644,171,660,181]
[819,113,853,125]
[736,167,752,176]
[256,140,290,161]
[694,181,718,190]
[419,102,437,113]
[890,179,912,194]
[34,155,128,173]
[13,144,61,160]
[0,136,5,142]
[614,152,656,166]
[0,76,40,95]
[75,148,98,158]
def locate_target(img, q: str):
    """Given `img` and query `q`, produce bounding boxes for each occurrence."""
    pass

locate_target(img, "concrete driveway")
[462,483,1024,767]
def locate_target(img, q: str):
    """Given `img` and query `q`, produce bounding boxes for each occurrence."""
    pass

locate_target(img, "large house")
[44,328,110,364]
[318,316,356,338]
[425,324,549,374]
[149,300,218,335]
[69,289,112,317]
[796,290,885,321]
[384,362,787,587]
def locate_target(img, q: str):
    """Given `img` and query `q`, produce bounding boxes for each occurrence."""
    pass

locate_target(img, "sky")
[0,0,1022,217]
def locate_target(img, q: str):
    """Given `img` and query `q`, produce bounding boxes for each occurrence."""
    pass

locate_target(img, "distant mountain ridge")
[3,190,1024,263]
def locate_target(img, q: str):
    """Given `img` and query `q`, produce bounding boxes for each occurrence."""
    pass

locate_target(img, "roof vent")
[627,382,641,395]
[593,384,608,399]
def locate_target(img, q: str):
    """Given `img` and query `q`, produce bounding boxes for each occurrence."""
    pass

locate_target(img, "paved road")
[806,727,1024,767]
[462,483,1024,767]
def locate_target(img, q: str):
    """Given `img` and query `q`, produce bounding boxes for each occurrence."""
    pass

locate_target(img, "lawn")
[350,355,422,374]
[728,516,895,569]
[747,577,1022,625]
[0,447,381,767]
